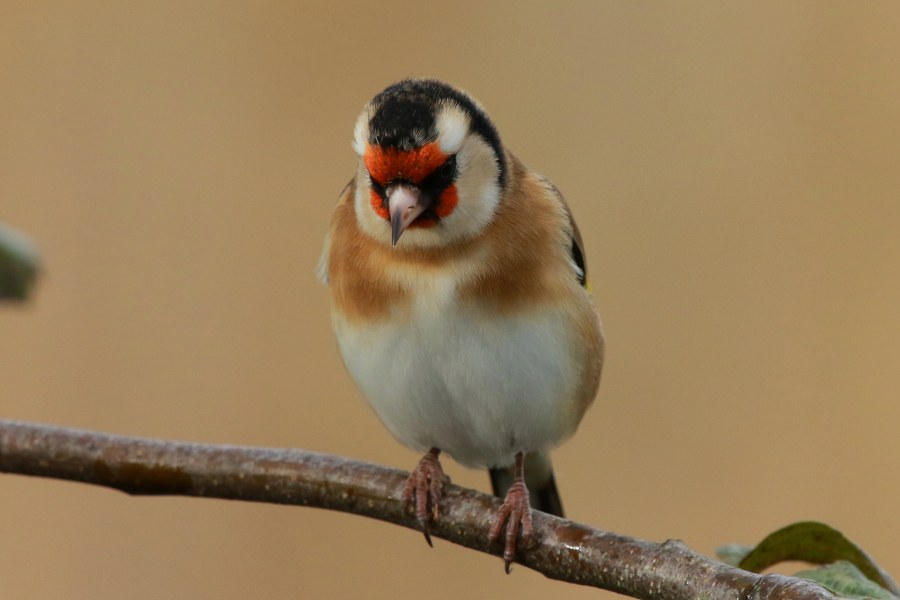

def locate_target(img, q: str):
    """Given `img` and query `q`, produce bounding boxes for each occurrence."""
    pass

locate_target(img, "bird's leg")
[401,447,448,547]
[488,451,534,573]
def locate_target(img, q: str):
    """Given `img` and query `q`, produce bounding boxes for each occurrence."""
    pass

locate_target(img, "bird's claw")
[401,448,448,546]
[488,479,534,573]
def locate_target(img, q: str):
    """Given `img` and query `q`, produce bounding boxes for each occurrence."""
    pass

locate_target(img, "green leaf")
[796,561,899,600]
[0,223,40,301]
[737,522,898,595]
[716,543,753,567]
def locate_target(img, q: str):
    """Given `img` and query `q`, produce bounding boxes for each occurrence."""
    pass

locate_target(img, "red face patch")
[364,143,459,228]
[364,143,447,185]
[434,186,458,218]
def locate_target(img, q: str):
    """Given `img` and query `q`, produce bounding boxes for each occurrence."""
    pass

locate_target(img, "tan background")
[2,2,899,598]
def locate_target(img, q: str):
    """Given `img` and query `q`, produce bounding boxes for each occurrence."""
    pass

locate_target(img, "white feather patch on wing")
[570,259,584,283]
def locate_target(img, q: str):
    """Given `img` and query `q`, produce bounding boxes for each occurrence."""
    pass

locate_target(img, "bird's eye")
[439,156,456,179]
[369,177,386,198]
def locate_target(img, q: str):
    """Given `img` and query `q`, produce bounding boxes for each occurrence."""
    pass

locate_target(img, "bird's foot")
[488,477,534,573]
[401,448,449,547]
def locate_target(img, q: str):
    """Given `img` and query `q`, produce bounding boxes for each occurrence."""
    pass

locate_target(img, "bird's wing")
[317,178,356,285]
[539,176,589,289]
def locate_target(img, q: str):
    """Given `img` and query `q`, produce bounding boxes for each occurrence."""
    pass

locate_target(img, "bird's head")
[351,79,506,248]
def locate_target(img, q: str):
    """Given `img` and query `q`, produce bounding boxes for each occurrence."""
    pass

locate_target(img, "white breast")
[333,269,583,469]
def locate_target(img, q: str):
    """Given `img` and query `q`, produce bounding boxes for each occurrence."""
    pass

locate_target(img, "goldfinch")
[319,79,604,571]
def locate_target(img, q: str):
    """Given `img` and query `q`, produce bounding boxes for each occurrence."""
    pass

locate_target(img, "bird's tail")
[489,451,564,518]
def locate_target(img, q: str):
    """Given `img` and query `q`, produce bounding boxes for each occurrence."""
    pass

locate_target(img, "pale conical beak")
[388,185,426,246]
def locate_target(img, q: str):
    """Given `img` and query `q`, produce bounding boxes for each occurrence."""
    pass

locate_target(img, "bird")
[318,79,604,571]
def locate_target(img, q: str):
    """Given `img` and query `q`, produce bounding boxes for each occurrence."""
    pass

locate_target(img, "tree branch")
[0,419,837,600]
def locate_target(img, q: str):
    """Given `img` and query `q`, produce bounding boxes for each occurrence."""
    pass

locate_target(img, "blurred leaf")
[0,223,40,302]
[737,522,898,595]
[716,543,753,567]
[796,561,899,600]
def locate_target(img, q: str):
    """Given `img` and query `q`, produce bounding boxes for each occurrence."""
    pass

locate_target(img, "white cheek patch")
[352,106,372,156]
[435,103,471,154]
[450,134,501,233]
